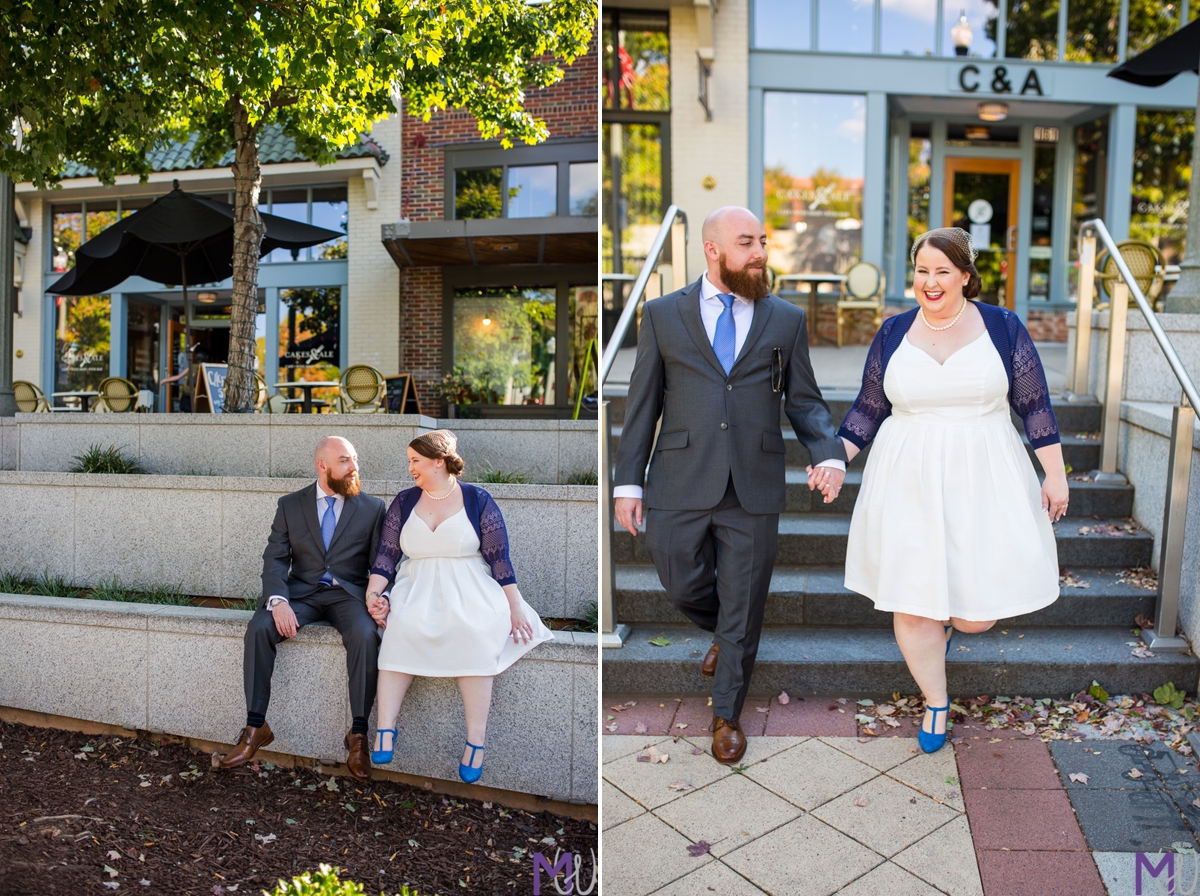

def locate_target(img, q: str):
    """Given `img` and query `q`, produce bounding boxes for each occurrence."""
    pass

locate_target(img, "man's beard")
[719,254,770,300]
[327,469,361,498]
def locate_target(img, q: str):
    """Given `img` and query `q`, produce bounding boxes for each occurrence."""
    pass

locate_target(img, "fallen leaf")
[668,781,694,791]
[675,723,688,729]
[756,707,768,713]
[946,790,960,800]
[253,833,277,844]
[139,881,150,887]
[690,747,704,755]
[854,796,870,807]
[778,691,790,705]
[107,850,122,861]
[605,723,618,732]
[648,636,671,647]
[1132,647,1157,658]
[635,723,648,735]
[638,746,669,764]
[1069,773,1090,784]
[1129,769,1144,779]
[102,885,119,892]
[610,705,628,712]
[687,840,711,857]
[104,865,119,878]
[876,705,895,717]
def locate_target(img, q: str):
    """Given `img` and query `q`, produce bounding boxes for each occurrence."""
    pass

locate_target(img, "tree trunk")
[226,96,265,411]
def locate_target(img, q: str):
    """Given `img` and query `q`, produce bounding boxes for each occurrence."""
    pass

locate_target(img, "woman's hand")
[1042,471,1070,522]
[509,603,534,644]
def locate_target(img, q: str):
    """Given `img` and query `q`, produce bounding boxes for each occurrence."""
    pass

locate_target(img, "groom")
[614,206,846,764]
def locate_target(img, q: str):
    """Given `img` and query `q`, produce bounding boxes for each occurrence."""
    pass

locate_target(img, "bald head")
[315,436,354,464]
[702,206,770,299]
[702,207,764,249]
[315,436,361,497]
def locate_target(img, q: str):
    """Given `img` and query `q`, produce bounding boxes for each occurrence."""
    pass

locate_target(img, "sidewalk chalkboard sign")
[384,374,421,415]
[194,363,228,413]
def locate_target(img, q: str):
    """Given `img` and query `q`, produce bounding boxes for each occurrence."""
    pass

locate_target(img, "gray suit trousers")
[646,476,778,721]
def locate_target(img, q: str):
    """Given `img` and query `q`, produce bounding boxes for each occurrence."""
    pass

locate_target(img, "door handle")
[1006,226,1017,251]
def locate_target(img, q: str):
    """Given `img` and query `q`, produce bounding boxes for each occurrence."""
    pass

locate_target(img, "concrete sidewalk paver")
[654,773,804,857]
[603,739,732,811]
[649,861,769,895]
[836,860,947,896]
[743,737,877,810]
[822,733,921,771]
[602,811,714,896]
[893,815,985,896]
[603,780,645,829]
[812,775,960,857]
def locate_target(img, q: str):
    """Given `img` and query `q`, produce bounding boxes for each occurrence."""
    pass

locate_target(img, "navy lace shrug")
[369,482,517,587]
[837,302,1060,451]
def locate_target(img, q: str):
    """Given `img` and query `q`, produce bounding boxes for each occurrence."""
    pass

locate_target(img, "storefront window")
[944,1,998,57]
[763,92,866,275]
[603,123,664,276]
[906,127,932,292]
[1005,0,1059,60]
[881,0,936,56]
[507,165,558,218]
[126,300,160,396]
[455,168,504,220]
[603,11,670,111]
[450,287,556,405]
[54,294,110,397]
[569,285,599,405]
[1029,140,1057,301]
[1065,0,1120,62]
[818,0,874,53]
[311,187,348,260]
[51,204,83,272]
[1128,3,1185,57]
[1070,117,1108,301]
[279,287,341,382]
[1132,109,1192,302]
[569,163,599,216]
[754,0,812,51]
[266,188,310,263]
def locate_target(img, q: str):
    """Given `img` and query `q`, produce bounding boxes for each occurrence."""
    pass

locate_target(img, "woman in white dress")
[819,228,1068,753]
[362,430,553,782]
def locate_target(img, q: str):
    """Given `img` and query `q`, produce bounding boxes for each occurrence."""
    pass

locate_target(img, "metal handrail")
[1071,218,1196,653]
[599,205,689,647]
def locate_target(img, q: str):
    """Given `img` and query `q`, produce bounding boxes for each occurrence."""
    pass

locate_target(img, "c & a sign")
[950,63,1053,97]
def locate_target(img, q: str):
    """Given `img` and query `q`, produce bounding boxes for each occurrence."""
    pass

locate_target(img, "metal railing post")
[1095,280,1129,482]
[671,219,688,290]
[599,399,629,647]
[1069,233,1096,397]
[1142,397,1194,653]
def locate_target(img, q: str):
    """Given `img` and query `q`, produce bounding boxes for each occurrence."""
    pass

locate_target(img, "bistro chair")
[1095,240,1164,312]
[13,380,50,412]
[836,261,886,348]
[338,364,386,413]
[93,376,139,413]
[254,373,272,413]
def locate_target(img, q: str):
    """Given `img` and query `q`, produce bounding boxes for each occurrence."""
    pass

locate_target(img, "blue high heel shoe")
[459,741,485,783]
[945,624,954,656]
[371,728,397,764]
[918,702,950,753]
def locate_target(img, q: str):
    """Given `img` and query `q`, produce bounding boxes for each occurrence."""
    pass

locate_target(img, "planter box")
[0,593,596,803]
[0,472,598,620]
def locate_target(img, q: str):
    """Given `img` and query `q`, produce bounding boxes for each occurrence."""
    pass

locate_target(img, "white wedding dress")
[844,331,1059,621]
[376,507,553,676]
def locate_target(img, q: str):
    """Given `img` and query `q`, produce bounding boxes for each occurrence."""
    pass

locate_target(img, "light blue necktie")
[320,495,336,585]
[713,293,736,375]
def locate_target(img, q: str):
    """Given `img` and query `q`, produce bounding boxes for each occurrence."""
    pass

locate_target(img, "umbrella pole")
[1165,56,1200,312]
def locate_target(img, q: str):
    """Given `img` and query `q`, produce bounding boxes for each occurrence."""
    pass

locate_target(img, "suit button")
[726,384,732,391]
[720,423,728,430]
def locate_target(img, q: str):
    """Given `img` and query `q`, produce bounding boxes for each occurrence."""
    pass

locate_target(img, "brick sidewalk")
[601,695,1199,895]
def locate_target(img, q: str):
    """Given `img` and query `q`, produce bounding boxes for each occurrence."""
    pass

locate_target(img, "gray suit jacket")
[613,278,845,515]
[260,485,387,608]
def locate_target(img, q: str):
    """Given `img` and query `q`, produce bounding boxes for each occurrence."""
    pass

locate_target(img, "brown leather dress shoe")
[344,731,372,783]
[219,723,274,769]
[712,716,746,765]
[701,643,719,677]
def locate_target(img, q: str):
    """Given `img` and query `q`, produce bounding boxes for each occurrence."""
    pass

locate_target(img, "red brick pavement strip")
[975,851,1108,896]
[763,696,857,736]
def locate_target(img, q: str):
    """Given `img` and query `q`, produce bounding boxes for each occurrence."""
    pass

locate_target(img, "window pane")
[279,287,341,383]
[1132,109,1192,305]
[54,294,110,397]
[126,299,161,397]
[943,1,998,57]
[451,288,556,405]
[569,162,598,216]
[508,165,557,218]
[616,15,670,110]
[1029,142,1056,301]
[818,0,873,53]
[456,168,503,219]
[1127,2,1181,57]
[86,200,118,242]
[311,186,348,260]
[569,285,598,410]
[1069,118,1108,301]
[603,13,617,110]
[906,130,932,292]
[1005,0,1058,60]
[266,188,309,263]
[754,0,812,51]
[881,0,936,56]
[120,196,153,219]
[763,92,866,274]
[51,204,82,271]
[1066,0,1120,62]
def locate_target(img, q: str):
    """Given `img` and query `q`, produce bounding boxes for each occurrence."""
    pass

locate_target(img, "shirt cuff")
[814,459,846,472]
[613,485,644,500]
[265,595,288,610]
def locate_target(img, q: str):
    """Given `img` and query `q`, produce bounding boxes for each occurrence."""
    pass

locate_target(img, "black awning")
[381,217,597,268]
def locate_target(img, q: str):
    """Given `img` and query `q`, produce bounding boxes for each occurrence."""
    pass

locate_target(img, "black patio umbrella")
[1109,18,1200,86]
[46,180,342,305]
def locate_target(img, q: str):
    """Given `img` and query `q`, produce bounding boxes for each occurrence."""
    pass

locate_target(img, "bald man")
[221,436,387,781]
[613,206,846,764]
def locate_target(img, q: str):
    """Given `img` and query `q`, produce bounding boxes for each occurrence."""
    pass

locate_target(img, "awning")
[381,216,597,267]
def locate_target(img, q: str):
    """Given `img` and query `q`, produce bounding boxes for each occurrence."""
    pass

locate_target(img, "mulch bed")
[0,721,596,895]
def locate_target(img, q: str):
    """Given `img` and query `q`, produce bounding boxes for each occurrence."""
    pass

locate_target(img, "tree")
[0,0,597,409]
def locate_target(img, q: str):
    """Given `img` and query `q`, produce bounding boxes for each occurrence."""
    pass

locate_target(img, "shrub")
[580,600,599,633]
[70,443,145,474]
[266,864,427,896]
[0,570,33,594]
[86,577,139,603]
[32,571,81,598]
[566,468,598,485]
[139,584,192,606]
[470,465,532,484]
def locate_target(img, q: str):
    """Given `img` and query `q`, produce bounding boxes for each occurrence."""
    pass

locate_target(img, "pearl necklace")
[425,477,458,501]
[919,298,968,332]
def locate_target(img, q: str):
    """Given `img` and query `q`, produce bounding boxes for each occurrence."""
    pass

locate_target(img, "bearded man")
[613,206,847,764]
[220,436,387,781]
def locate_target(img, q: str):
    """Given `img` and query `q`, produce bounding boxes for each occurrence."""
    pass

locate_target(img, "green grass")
[69,443,145,474]
[579,600,599,633]
[470,465,532,484]
[220,595,259,611]
[0,570,32,595]
[566,468,599,485]
[32,571,81,598]
[138,584,192,606]
[86,577,139,603]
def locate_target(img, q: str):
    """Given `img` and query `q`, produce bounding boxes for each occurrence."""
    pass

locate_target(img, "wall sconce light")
[482,310,494,326]
[978,101,1008,121]
[952,11,972,57]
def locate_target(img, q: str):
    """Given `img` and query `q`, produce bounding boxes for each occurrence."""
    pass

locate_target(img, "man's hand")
[615,497,643,536]
[805,465,846,504]
[366,594,390,628]
[271,600,299,638]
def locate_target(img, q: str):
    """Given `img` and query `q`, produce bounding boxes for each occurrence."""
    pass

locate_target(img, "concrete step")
[601,624,1198,699]
[613,565,1159,629]
[1027,434,1100,475]
[612,515,1154,568]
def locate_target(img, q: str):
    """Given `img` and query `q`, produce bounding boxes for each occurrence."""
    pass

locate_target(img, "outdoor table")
[776,273,848,344]
[273,380,339,414]
[51,390,100,412]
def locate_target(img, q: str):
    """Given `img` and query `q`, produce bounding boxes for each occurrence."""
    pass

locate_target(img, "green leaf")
[1088,681,1110,702]
[1155,682,1184,708]
[344,802,356,812]
[648,636,671,647]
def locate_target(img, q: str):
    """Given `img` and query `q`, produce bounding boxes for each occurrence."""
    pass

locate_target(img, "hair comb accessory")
[910,227,978,265]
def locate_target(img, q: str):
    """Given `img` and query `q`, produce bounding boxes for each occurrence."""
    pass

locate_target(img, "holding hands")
[806,464,846,504]
[366,592,390,628]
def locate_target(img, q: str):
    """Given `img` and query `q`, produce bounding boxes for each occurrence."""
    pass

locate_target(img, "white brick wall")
[13,199,44,385]
[670,0,751,280]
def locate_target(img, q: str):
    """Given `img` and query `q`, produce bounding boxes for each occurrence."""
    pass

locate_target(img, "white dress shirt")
[266,482,344,609]
[614,272,845,501]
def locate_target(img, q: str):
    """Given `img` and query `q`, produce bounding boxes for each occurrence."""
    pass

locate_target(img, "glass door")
[943,157,1020,308]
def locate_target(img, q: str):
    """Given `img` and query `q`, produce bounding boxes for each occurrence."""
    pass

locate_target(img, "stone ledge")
[1122,400,1200,450]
